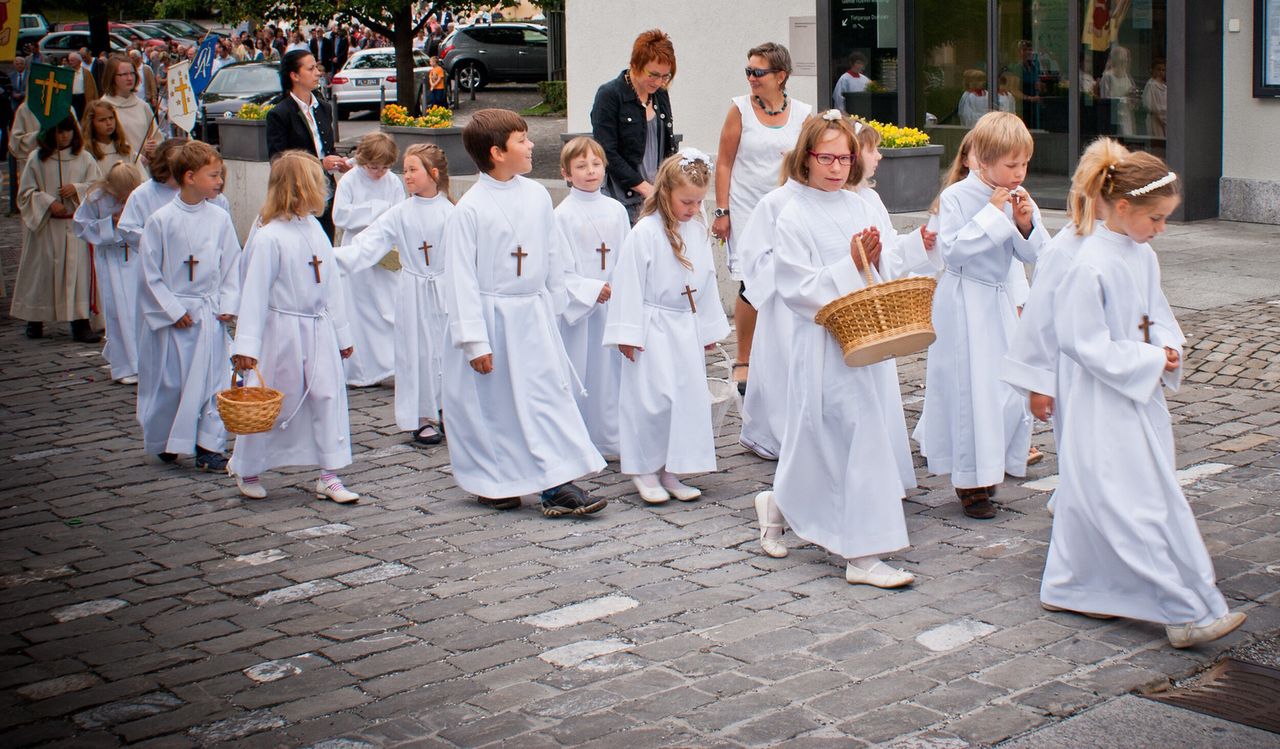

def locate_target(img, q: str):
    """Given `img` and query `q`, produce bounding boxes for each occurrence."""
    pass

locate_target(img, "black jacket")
[590,70,676,205]
[265,90,336,161]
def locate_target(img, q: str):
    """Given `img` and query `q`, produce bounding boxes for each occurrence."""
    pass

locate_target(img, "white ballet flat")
[632,475,670,504]
[315,479,359,504]
[235,474,267,500]
[116,375,138,385]
[754,491,788,558]
[845,560,914,589]
[1166,611,1246,648]
[659,471,701,501]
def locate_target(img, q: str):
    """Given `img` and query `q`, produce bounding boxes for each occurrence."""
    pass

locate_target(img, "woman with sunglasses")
[590,29,678,224]
[713,43,812,414]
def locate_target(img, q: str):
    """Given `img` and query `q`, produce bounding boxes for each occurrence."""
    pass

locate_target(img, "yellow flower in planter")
[235,102,274,120]
[860,118,932,149]
[382,103,454,129]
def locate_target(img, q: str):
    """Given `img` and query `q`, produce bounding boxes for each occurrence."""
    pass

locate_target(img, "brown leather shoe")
[957,487,997,519]
[478,496,521,511]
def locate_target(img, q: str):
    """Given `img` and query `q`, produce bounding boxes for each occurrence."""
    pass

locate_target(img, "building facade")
[565,0,1280,224]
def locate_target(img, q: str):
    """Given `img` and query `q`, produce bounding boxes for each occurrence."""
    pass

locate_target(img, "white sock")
[848,555,882,570]
[762,493,785,539]
[633,473,662,489]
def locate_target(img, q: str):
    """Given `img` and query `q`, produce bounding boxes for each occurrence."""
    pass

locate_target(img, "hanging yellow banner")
[0,0,22,63]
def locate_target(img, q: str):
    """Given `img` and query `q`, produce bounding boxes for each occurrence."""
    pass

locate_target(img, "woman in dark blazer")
[266,49,350,238]
[590,29,677,224]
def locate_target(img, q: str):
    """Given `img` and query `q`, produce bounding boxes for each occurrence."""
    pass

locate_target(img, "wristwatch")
[713,208,730,218]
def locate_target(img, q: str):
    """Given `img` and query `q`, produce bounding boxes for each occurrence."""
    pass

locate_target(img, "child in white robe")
[118,139,231,250]
[442,109,607,517]
[1041,143,1245,648]
[136,141,241,471]
[604,149,730,504]
[736,178,805,461]
[332,132,406,387]
[922,111,1050,519]
[229,151,359,504]
[83,100,131,176]
[555,136,630,458]
[753,112,918,589]
[73,162,145,384]
[9,117,103,343]
[338,143,454,444]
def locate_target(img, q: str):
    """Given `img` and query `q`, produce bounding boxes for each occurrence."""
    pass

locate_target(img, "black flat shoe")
[70,320,102,343]
[413,423,444,445]
[478,496,521,511]
[24,322,43,339]
[158,452,178,464]
[194,448,228,472]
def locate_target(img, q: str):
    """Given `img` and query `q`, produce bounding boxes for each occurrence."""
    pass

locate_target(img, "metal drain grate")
[1147,658,1280,734]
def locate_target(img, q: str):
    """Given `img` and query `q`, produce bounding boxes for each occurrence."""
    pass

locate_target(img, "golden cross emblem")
[173,76,193,116]
[35,71,68,117]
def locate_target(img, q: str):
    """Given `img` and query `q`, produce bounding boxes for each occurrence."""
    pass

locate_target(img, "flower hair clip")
[1127,172,1177,196]
[678,147,713,173]
[821,109,844,122]
[853,120,865,134]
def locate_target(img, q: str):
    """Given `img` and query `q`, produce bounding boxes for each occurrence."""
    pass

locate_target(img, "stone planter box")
[218,119,270,162]
[381,125,473,176]
[874,144,945,213]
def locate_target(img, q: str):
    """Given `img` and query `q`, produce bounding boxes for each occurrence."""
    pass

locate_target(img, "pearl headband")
[1127,172,1177,196]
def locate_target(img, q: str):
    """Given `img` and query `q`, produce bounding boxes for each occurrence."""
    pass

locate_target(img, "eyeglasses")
[808,151,855,166]
[745,67,780,78]
[643,69,672,82]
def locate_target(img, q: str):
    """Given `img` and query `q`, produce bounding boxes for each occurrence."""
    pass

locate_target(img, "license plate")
[354,78,379,87]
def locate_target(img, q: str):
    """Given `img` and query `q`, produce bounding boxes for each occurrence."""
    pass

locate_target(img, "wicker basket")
[216,366,284,435]
[814,238,938,367]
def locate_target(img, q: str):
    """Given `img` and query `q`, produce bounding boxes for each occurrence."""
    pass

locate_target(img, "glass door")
[911,0,990,174]
[1081,0,1168,159]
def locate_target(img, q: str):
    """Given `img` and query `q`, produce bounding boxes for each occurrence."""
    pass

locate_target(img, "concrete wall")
[1220,1,1280,224]
[565,0,819,157]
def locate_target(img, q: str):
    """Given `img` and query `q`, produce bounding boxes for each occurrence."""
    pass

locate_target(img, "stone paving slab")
[0,212,1278,747]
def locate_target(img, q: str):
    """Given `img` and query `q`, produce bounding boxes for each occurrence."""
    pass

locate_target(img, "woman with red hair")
[590,29,679,223]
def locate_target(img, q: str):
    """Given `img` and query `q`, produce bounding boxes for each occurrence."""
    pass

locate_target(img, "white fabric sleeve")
[443,206,490,359]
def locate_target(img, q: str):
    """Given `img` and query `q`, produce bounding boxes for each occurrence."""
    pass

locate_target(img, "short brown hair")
[559,136,607,176]
[629,29,676,85]
[747,42,792,88]
[784,115,863,188]
[260,150,328,224]
[171,140,221,185]
[461,108,527,173]
[149,138,184,183]
[354,131,398,168]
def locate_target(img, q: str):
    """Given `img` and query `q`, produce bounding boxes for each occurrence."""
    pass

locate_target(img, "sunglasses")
[745,67,780,78]
[808,151,855,166]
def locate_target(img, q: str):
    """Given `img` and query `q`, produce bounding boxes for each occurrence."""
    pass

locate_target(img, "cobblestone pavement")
[1,211,1279,748]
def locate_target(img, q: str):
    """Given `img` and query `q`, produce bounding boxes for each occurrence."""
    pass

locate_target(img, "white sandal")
[754,491,788,558]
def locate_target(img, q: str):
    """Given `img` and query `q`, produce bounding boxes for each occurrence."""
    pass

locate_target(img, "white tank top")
[726,95,811,277]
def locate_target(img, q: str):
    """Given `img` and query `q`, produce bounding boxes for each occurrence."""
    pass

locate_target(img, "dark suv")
[440,22,548,92]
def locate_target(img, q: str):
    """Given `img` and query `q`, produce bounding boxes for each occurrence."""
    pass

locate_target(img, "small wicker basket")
[216,366,284,435]
[814,237,938,367]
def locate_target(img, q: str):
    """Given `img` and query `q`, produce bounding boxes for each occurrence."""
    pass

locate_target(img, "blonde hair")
[404,143,454,204]
[850,117,881,187]
[354,131,398,168]
[783,115,863,187]
[260,150,328,224]
[93,161,144,205]
[559,136,607,177]
[967,111,1033,173]
[639,154,711,270]
[82,100,132,162]
[963,68,987,90]
[1073,137,1178,232]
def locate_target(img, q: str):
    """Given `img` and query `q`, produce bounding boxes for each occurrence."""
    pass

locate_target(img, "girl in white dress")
[922,111,1050,519]
[753,112,919,589]
[230,151,359,504]
[82,100,131,175]
[1041,143,1245,648]
[73,162,144,384]
[338,143,454,444]
[333,132,406,386]
[604,149,730,504]
[555,136,631,458]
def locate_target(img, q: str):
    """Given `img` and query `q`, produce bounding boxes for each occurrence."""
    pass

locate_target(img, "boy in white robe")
[753,112,920,589]
[555,137,630,458]
[118,139,231,249]
[337,143,454,444]
[73,162,145,384]
[332,133,406,387]
[442,109,607,517]
[922,112,1049,519]
[229,151,359,504]
[9,117,103,342]
[603,149,730,504]
[736,179,805,461]
[1041,144,1245,648]
[136,141,240,471]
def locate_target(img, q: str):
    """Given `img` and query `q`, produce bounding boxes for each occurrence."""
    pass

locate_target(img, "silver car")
[331,47,430,119]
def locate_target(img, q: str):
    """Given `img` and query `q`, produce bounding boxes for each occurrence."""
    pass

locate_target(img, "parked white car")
[331,47,431,119]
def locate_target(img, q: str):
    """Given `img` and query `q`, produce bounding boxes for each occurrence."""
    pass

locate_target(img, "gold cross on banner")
[172,76,193,115]
[35,71,68,117]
